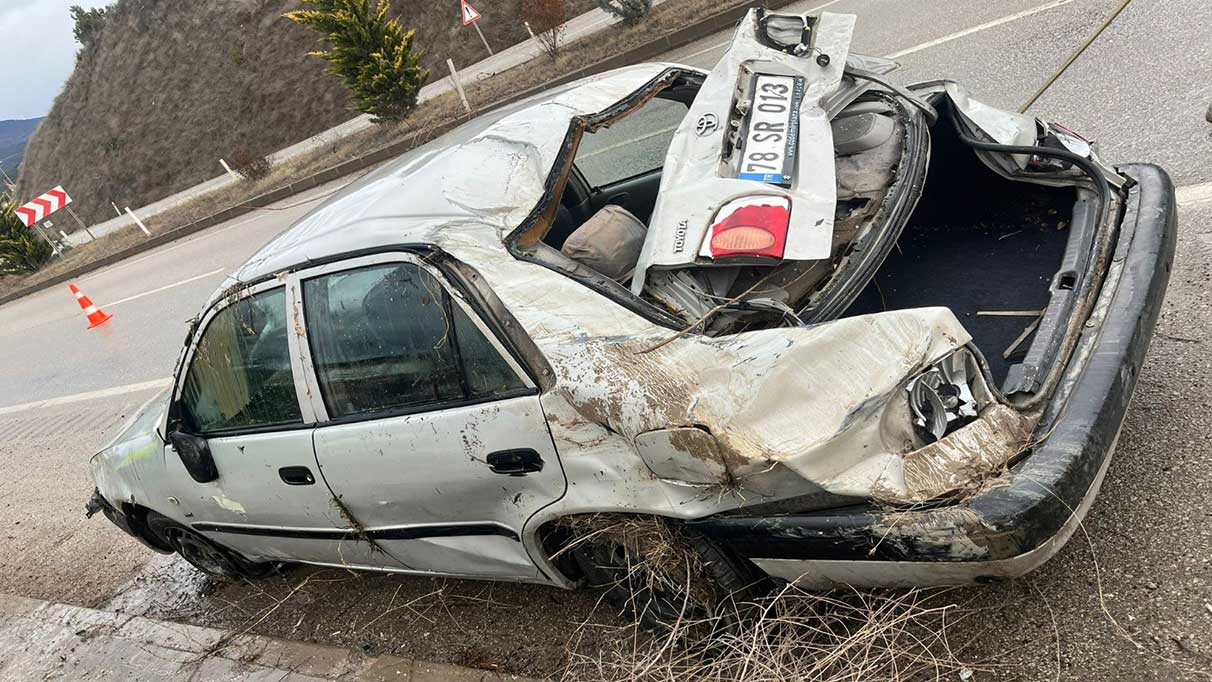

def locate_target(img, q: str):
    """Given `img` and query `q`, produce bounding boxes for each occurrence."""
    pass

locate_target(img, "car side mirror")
[169,430,219,483]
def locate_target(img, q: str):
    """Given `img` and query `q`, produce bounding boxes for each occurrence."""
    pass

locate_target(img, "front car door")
[166,281,406,571]
[297,254,566,580]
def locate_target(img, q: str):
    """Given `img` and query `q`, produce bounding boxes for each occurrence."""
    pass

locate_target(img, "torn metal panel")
[912,80,1125,189]
[870,404,1038,505]
[633,11,858,291]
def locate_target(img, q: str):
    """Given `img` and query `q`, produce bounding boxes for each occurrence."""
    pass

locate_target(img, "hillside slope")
[17,0,591,225]
[0,118,42,182]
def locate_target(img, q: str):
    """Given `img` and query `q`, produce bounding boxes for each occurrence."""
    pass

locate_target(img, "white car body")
[89,10,1175,591]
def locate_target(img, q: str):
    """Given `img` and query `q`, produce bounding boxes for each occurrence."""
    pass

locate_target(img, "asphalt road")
[1,0,1210,679]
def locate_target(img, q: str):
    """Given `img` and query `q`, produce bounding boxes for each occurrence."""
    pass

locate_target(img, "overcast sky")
[0,0,112,121]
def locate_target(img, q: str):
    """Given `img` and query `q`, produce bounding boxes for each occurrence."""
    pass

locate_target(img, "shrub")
[231,147,273,182]
[523,0,566,61]
[70,5,109,50]
[286,0,429,123]
[0,200,53,275]
[595,0,652,25]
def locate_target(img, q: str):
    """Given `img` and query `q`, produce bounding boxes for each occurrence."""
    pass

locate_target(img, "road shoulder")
[0,592,535,681]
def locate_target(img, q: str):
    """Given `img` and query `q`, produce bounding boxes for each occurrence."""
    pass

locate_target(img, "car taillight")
[699,196,791,260]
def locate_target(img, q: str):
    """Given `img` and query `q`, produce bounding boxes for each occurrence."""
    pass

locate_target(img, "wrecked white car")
[89,10,1175,621]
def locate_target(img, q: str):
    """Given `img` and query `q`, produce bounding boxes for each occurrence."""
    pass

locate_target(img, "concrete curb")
[0,592,538,681]
[0,0,791,308]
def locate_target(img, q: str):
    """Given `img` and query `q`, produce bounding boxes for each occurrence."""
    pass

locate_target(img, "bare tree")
[523,0,566,61]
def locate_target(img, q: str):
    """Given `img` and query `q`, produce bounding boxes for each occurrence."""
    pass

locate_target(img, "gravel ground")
[0,394,160,609]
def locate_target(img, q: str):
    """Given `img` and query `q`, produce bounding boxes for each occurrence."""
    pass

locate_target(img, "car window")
[303,262,526,420]
[181,288,301,433]
[574,97,688,188]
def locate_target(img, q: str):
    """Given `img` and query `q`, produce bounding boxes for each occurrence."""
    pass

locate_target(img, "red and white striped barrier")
[15,186,72,228]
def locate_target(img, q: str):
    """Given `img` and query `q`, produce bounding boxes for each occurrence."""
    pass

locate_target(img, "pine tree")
[0,200,52,275]
[595,0,652,26]
[286,0,429,124]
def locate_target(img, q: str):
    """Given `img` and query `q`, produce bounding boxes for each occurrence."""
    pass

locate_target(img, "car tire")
[145,511,280,580]
[570,521,765,634]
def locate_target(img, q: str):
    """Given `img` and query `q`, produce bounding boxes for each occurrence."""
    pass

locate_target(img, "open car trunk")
[503,8,1135,508]
[635,8,1127,403]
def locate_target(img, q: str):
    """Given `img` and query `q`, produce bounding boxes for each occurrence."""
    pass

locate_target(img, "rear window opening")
[843,118,1077,387]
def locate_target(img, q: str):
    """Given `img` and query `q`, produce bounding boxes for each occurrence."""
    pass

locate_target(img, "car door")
[167,282,407,571]
[297,254,565,580]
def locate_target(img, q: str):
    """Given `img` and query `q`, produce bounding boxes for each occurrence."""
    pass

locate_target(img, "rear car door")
[170,283,405,570]
[298,254,565,580]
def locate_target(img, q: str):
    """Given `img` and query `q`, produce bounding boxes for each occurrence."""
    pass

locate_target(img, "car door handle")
[279,466,316,486]
[486,449,544,476]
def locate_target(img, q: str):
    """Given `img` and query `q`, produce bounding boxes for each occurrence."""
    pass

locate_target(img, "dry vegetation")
[561,586,976,682]
[1,0,755,298]
[553,514,975,681]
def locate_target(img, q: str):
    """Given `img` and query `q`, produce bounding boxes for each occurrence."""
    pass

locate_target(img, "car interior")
[541,82,702,284]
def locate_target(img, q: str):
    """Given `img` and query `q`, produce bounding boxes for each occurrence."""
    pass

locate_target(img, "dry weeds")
[555,514,976,681]
[562,584,976,682]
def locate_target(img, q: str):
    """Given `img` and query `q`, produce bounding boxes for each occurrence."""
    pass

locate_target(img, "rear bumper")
[690,163,1177,587]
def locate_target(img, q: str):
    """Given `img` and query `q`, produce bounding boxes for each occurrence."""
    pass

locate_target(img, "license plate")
[736,74,805,187]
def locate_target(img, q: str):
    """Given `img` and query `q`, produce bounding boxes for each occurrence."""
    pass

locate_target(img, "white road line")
[677,0,847,62]
[1176,180,1212,209]
[884,0,1078,59]
[100,268,226,309]
[0,378,172,417]
[679,0,1078,64]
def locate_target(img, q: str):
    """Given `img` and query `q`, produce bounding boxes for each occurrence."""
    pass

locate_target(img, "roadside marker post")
[461,0,493,56]
[219,158,242,181]
[446,59,472,113]
[125,207,151,237]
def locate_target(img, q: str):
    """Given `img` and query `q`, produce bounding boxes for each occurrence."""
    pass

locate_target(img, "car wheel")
[145,512,280,580]
[570,520,764,634]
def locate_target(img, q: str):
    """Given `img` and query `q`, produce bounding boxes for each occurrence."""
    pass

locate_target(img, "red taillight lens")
[700,196,791,260]
[711,226,776,252]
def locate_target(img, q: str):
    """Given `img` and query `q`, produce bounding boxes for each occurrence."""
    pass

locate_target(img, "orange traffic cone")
[69,283,113,329]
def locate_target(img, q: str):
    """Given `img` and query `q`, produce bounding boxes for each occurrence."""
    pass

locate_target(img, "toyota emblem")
[695,113,719,136]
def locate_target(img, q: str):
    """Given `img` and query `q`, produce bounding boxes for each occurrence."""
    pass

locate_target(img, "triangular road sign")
[461,0,482,26]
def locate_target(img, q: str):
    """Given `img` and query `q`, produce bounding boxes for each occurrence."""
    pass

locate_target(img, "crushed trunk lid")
[633,10,865,293]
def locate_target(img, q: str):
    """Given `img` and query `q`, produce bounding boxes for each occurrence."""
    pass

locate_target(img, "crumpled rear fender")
[539,306,978,503]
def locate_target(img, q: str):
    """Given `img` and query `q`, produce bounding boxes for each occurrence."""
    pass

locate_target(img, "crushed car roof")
[221,63,672,296]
